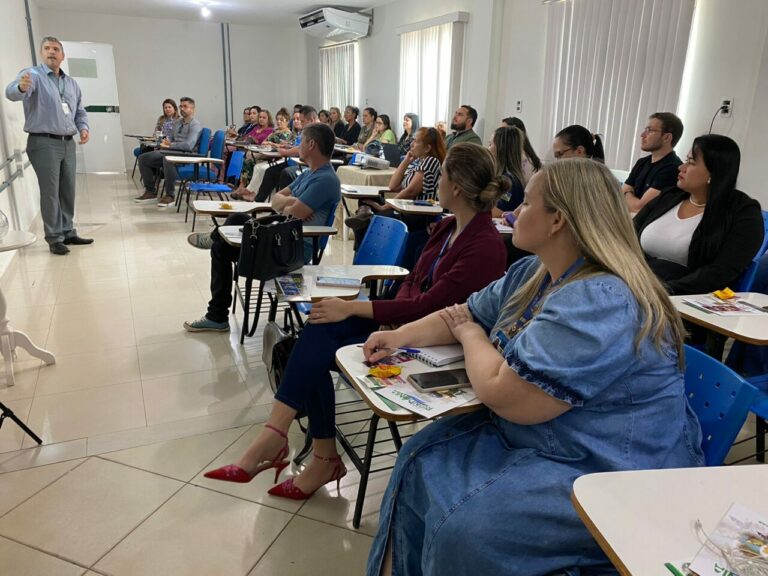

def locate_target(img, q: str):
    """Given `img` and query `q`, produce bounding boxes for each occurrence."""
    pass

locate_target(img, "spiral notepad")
[409,345,464,367]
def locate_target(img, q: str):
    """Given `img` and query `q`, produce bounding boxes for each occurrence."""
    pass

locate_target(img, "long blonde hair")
[501,158,685,364]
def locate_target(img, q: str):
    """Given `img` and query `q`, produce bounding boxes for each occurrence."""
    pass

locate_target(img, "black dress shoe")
[49,242,70,255]
[63,236,94,245]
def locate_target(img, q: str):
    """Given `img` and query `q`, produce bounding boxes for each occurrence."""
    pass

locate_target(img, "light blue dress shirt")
[5,64,88,136]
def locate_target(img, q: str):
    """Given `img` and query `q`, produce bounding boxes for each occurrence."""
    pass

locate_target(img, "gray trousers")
[26,134,78,245]
[137,150,195,196]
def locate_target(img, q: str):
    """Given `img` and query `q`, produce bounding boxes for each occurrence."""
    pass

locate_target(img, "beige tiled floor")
[0,173,375,574]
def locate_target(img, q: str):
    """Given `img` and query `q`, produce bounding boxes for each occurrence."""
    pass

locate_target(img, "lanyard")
[48,72,65,101]
[492,256,585,350]
[421,233,452,292]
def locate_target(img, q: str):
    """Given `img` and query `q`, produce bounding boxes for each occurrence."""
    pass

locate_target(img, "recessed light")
[201,6,211,18]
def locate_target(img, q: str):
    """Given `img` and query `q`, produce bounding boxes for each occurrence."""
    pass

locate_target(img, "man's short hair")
[649,112,684,147]
[302,123,335,159]
[300,105,318,122]
[180,97,195,107]
[346,105,359,118]
[364,107,377,120]
[250,105,261,112]
[40,36,63,50]
[461,105,478,127]
[293,104,303,111]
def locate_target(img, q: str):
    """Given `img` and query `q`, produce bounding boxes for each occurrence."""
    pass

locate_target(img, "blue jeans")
[275,317,378,439]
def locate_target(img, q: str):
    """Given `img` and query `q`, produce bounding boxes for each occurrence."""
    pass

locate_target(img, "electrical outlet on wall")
[720,98,733,117]
[515,100,523,113]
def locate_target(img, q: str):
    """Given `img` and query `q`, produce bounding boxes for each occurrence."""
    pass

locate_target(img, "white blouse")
[640,202,703,266]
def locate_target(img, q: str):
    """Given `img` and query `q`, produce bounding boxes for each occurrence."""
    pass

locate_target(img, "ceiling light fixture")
[201,5,211,18]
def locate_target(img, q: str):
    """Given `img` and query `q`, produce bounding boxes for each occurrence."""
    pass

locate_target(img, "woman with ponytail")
[364,158,703,575]
[553,124,606,162]
[203,143,507,500]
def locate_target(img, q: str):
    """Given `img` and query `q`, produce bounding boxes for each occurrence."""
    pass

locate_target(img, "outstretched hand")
[18,72,32,93]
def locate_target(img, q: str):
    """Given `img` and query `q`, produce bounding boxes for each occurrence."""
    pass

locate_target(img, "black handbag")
[237,213,304,281]
[262,307,299,395]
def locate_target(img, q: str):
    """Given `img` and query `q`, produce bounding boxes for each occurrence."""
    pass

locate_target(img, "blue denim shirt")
[5,64,88,135]
[467,256,704,470]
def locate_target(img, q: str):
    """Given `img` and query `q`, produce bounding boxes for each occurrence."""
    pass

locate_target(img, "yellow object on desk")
[219,202,233,210]
[368,365,402,378]
[713,287,736,300]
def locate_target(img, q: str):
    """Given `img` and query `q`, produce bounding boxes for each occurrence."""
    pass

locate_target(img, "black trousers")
[206,213,251,323]
[255,162,302,202]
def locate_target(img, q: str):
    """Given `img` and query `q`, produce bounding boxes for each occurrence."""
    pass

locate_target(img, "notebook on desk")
[409,345,464,367]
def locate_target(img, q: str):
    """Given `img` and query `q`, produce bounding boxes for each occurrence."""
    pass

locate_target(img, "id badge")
[61,101,71,115]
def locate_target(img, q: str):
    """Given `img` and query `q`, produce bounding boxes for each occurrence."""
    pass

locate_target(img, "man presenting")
[135,96,202,207]
[5,36,92,255]
[623,112,683,212]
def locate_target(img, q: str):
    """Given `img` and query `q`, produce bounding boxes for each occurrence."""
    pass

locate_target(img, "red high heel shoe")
[204,424,289,484]
[267,453,347,500]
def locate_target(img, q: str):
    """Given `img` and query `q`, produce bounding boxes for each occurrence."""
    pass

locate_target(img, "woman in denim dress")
[363,158,705,576]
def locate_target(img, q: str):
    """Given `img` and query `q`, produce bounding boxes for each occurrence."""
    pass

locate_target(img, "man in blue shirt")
[183,123,341,333]
[135,96,203,207]
[4,36,92,255]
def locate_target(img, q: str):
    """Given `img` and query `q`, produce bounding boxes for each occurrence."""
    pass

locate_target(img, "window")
[541,0,695,169]
[398,13,467,128]
[319,42,358,111]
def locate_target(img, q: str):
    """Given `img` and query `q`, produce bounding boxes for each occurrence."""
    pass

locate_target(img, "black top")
[634,187,765,295]
[338,122,361,145]
[496,172,525,213]
[333,121,345,138]
[625,151,682,199]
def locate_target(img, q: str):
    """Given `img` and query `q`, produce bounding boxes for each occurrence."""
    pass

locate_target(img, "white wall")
[305,0,500,142]
[677,0,768,208]
[36,11,308,172]
[0,0,44,273]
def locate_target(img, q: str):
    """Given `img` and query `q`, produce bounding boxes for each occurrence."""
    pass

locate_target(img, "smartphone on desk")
[408,369,470,392]
[412,199,434,206]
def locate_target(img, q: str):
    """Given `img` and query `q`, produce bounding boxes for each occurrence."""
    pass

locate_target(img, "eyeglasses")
[553,147,573,159]
[641,126,667,135]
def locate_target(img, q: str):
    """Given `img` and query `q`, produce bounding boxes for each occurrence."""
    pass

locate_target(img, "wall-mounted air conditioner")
[299,7,370,42]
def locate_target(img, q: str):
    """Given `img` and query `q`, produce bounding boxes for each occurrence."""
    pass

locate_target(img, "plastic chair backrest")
[209,130,226,160]
[354,215,409,266]
[734,211,768,292]
[226,151,245,180]
[196,127,212,155]
[684,344,758,465]
[317,200,340,253]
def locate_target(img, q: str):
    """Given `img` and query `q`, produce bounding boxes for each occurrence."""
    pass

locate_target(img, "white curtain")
[398,23,454,128]
[319,42,358,111]
[541,0,695,169]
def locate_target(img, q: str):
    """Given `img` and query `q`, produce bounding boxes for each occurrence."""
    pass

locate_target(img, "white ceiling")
[33,0,388,26]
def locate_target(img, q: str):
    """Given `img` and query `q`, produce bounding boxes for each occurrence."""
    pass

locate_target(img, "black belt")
[30,133,73,141]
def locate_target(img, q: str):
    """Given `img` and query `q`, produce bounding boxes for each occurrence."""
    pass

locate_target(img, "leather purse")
[237,213,304,281]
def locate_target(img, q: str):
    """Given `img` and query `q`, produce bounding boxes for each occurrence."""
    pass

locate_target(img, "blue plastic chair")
[131,146,141,178]
[684,344,758,465]
[186,151,246,230]
[734,211,768,292]
[314,200,340,263]
[174,129,224,211]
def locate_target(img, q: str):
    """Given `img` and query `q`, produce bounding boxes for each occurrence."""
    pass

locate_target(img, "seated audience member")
[363,158,704,576]
[230,108,292,200]
[553,124,605,162]
[354,107,377,150]
[335,105,361,145]
[329,106,344,136]
[398,113,420,155]
[435,120,448,139]
[242,108,274,145]
[623,112,684,212]
[446,105,482,148]
[135,96,202,207]
[288,103,302,130]
[201,143,508,501]
[318,109,331,126]
[155,98,180,141]
[363,113,397,149]
[501,116,542,180]
[183,123,341,332]
[254,106,319,202]
[635,134,764,295]
[346,127,445,256]
[227,107,255,140]
[490,125,533,267]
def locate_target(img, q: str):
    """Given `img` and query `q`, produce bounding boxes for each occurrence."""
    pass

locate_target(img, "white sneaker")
[157,195,175,207]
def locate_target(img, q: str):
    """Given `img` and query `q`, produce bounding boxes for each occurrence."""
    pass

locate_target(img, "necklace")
[689,196,707,208]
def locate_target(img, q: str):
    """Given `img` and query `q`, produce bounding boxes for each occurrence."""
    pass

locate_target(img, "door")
[60,41,125,173]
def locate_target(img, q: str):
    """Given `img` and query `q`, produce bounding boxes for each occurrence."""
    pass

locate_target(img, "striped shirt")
[402,155,441,201]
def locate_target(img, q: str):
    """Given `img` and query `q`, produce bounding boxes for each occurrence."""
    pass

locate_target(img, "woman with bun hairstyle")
[203,143,508,500]
[553,124,605,162]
